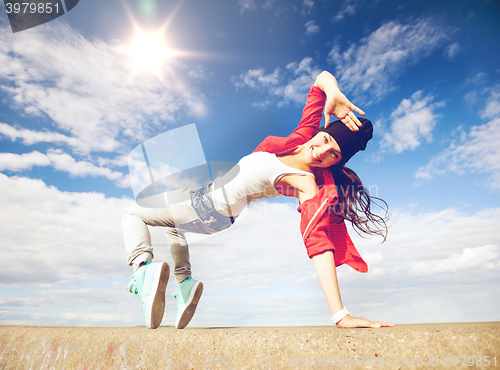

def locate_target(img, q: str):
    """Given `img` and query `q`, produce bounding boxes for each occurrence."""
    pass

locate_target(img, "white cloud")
[465,72,488,87]
[302,0,314,10]
[344,206,500,323]
[0,150,126,185]
[333,0,358,21]
[416,87,500,190]
[0,22,206,156]
[304,20,319,35]
[349,207,500,278]
[96,154,129,168]
[232,67,281,90]
[281,57,322,105]
[0,173,132,286]
[0,151,50,171]
[481,87,500,119]
[410,245,499,275]
[0,286,141,326]
[238,0,257,14]
[0,122,81,150]
[446,42,461,60]
[328,18,448,102]
[380,91,442,153]
[46,149,124,181]
[232,57,322,107]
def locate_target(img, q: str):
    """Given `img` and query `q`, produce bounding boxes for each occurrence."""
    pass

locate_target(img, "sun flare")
[121,27,176,74]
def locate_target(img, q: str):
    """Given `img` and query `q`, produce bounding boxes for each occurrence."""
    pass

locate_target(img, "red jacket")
[254,86,368,273]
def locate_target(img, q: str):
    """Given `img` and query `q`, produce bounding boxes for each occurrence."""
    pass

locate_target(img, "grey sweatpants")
[122,189,199,283]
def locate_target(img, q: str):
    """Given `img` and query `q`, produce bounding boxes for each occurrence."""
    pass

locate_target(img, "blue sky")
[0,0,499,327]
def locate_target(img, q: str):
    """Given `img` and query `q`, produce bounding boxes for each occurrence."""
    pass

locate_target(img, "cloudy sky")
[0,0,499,328]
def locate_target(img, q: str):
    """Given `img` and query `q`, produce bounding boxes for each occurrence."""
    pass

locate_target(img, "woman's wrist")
[315,71,340,93]
[331,307,349,324]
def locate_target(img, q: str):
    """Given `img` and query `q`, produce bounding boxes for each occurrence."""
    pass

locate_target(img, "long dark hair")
[329,165,389,241]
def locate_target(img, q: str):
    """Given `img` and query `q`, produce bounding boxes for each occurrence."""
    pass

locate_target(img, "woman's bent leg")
[168,236,191,283]
[122,203,155,270]
[122,190,205,329]
[122,191,197,280]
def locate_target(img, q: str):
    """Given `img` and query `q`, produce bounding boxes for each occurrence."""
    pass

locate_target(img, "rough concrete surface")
[0,322,498,369]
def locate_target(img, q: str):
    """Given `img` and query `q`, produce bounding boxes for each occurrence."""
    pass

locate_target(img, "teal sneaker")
[173,277,203,329]
[128,262,170,329]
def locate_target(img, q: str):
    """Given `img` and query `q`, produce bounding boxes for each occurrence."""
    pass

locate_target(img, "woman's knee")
[123,201,144,217]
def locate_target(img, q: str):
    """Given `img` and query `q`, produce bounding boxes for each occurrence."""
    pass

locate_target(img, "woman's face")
[303,132,343,168]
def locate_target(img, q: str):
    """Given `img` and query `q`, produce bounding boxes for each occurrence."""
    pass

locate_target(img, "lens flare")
[119,26,178,75]
[138,0,156,16]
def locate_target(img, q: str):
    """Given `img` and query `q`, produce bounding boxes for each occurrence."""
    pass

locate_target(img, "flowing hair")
[329,165,389,241]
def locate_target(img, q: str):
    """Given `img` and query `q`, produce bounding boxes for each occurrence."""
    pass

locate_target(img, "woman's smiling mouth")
[311,147,321,162]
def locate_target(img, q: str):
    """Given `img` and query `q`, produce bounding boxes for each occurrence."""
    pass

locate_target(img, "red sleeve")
[297,184,368,273]
[297,185,338,258]
[290,85,326,143]
[254,85,326,154]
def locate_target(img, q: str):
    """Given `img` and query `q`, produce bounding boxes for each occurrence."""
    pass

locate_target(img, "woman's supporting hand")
[311,249,393,330]
[336,315,394,328]
[314,71,365,131]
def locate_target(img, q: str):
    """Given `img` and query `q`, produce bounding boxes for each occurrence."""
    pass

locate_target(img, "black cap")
[319,118,373,164]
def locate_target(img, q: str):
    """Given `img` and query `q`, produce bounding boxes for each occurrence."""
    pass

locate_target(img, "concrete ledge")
[0,322,499,369]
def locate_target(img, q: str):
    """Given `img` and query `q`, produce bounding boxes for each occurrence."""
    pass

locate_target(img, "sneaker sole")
[148,262,170,329]
[176,281,203,329]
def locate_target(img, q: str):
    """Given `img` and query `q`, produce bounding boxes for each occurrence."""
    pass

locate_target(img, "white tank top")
[210,152,314,217]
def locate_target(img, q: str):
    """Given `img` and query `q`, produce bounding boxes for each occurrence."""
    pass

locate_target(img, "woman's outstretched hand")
[324,90,365,131]
[336,315,393,328]
[314,70,365,132]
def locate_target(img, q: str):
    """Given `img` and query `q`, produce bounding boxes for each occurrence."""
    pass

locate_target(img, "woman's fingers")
[342,113,359,131]
[350,103,365,116]
[350,112,362,130]
[379,321,395,327]
[367,320,394,328]
[337,315,394,328]
[325,113,332,128]
[324,95,366,131]
[343,102,365,131]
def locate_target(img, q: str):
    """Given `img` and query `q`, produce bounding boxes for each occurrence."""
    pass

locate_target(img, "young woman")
[122,70,392,330]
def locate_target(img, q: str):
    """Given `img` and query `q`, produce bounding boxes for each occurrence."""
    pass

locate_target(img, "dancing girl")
[122,70,392,329]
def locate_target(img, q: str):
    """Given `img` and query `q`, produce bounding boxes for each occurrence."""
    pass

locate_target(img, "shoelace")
[172,288,184,302]
[128,277,140,295]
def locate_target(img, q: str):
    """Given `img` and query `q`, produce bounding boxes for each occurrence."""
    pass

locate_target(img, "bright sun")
[121,27,175,74]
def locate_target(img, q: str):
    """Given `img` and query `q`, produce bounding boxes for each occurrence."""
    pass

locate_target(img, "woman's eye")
[323,135,328,143]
